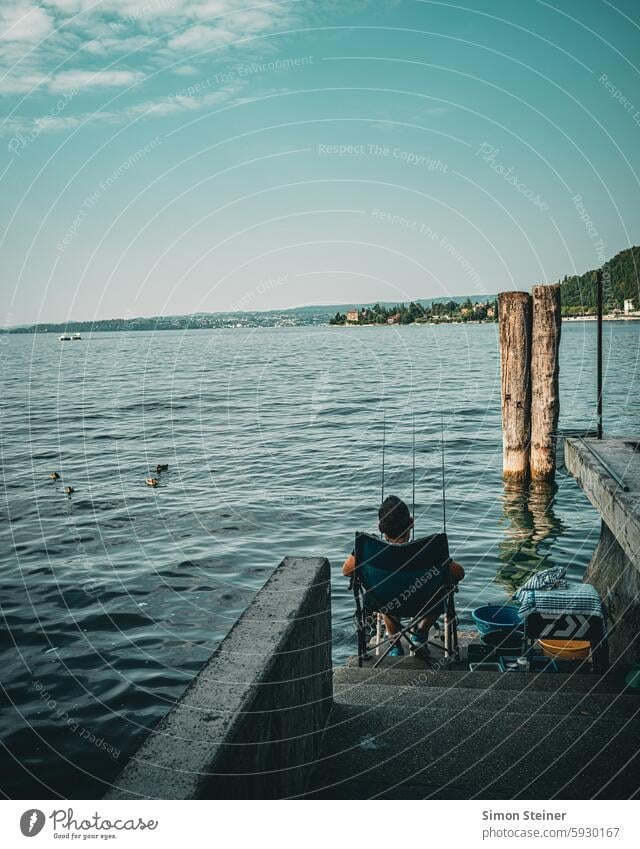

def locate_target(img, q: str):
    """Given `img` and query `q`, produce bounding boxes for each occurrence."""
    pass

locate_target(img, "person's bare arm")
[342,553,356,576]
[451,560,465,582]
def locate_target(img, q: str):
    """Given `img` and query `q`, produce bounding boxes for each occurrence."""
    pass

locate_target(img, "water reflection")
[496,479,565,593]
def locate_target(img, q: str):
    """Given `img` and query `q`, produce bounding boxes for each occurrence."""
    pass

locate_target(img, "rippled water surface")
[1,322,639,797]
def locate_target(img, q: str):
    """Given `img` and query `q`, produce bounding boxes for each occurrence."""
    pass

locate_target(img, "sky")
[1,0,640,324]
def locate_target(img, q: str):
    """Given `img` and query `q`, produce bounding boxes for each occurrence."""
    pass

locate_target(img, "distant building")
[486,307,495,318]
[624,299,634,315]
[387,313,400,325]
[346,310,359,323]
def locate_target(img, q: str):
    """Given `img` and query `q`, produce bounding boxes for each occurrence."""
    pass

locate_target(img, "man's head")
[378,495,413,542]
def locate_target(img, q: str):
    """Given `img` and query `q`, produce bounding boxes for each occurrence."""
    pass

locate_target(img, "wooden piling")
[498,291,533,480]
[530,284,562,480]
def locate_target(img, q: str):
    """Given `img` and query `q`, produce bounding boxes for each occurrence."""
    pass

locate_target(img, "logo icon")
[20,810,45,837]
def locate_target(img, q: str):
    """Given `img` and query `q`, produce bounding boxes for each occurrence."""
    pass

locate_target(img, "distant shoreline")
[4,315,639,334]
[563,314,640,322]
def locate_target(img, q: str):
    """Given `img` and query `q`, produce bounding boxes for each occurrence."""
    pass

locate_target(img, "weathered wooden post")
[498,291,533,479]
[530,284,562,480]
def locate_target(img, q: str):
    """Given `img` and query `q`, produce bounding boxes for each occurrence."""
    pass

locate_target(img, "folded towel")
[517,566,567,594]
[517,581,605,621]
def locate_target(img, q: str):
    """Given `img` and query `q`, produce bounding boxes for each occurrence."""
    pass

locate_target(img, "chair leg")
[450,595,460,664]
[372,629,404,668]
[444,611,451,665]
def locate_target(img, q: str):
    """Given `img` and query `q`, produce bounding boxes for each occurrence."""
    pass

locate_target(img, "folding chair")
[352,531,460,668]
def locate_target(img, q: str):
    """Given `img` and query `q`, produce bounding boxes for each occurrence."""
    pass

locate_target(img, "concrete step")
[334,681,640,719]
[305,701,640,799]
[334,665,632,695]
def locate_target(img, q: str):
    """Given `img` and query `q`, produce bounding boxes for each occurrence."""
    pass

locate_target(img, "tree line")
[560,245,639,314]
[329,298,498,325]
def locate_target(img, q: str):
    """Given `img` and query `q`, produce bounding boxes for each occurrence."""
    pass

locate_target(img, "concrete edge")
[105,556,331,799]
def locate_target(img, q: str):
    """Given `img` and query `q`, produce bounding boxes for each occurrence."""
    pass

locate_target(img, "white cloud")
[0,81,239,135]
[48,69,145,92]
[0,3,55,43]
[0,72,49,95]
[0,67,144,96]
[172,63,199,76]
[42,0,84,11]
[0,1,323,130]
[168,25,236,51]
[80,35,152,56]
[222,9,279,32]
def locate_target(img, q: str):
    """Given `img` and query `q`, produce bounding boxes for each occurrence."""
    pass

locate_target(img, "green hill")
[560,245,640,314]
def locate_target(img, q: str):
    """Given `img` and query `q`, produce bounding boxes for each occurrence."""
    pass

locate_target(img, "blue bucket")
[472,604,522,636]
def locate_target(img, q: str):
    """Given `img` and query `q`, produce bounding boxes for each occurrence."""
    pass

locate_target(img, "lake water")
[1,322,638,798]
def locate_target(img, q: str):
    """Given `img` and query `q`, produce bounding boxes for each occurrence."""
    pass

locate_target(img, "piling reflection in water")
[496,479,565,593]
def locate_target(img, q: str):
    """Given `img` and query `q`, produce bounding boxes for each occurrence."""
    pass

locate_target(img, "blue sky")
[1,0,640,324]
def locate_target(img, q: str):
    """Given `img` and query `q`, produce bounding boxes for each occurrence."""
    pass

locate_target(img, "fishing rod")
[381,410,386,507]
[440,412,447,534]
[412,411,416,539]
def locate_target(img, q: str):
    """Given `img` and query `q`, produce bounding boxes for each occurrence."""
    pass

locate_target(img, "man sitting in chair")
[342,494,464,657]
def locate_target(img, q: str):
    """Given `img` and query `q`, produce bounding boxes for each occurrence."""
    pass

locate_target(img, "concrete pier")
[106,556,331,799]
[565,438,640,667]
[104,475,640,801]
[105,549,640,799]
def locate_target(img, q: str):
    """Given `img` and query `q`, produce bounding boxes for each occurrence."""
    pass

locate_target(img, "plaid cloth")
[516,581,605,621]
[518,566,567,592]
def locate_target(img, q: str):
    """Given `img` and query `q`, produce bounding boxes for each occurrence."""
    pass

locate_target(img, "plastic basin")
[538,639,590,661]
[472,604,522,635]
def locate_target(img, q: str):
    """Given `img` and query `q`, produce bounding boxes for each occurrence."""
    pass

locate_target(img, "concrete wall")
[106,556,332,799]
[585,522,640,667]
[565,438,640,667]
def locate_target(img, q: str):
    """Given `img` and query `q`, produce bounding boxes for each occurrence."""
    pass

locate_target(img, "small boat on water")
[59,334,72,341]
[72,332,82,340]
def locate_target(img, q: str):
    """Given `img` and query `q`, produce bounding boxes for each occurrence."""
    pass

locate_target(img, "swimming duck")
[49,472,60,480]
[146,478,159,487]
[64,486,74,495]
[156,464,168,472]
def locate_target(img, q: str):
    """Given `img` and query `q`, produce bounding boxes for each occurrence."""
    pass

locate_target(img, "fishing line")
[380,411,386,530]
[440,412,447,534]
[412,410,416,539]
